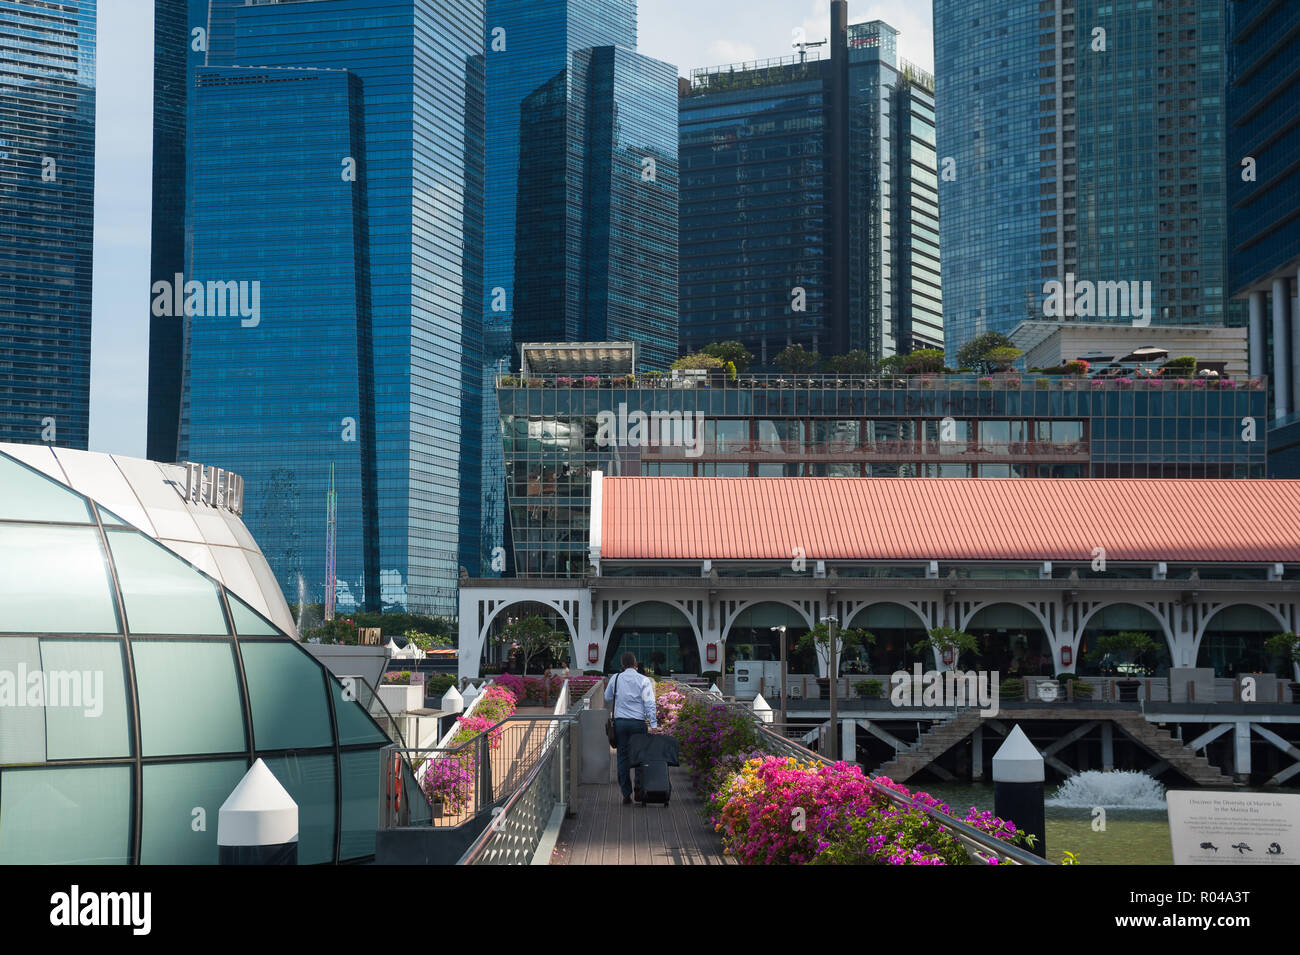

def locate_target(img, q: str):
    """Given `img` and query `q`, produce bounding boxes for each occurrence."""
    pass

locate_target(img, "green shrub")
[855,679,884,699]
[1000,678,1025,700]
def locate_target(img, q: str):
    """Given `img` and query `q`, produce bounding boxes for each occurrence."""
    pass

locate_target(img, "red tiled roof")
[598,477,1300,563]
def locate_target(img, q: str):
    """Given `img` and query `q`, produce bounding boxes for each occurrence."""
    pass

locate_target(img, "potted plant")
[854,679,884,700]
[799,622,875,696]
[912,626,980,669]
[1095,631,1159,700]
[978,376,994,390]
[378,670,424,713]
[1035,377,1052,390]
[1264,632,1300,703]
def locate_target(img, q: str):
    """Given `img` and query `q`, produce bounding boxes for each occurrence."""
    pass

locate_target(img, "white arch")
[960,599,1054,636]
[845,599,931,632]
[476,596,580,671]
[1191,601,1291,666]
[1076,600,1176,658]
[721,598,816,641]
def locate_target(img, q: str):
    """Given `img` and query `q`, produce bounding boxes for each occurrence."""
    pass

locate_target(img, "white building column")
[1248,290,1267,377]
[1272,278,1291,420]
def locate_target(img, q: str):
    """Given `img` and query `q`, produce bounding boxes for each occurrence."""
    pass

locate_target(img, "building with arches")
[461,473,1300,685]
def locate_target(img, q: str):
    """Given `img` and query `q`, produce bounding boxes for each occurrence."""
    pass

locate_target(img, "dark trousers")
[614,718,648,797]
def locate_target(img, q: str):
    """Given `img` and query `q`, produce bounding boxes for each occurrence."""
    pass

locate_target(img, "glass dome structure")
[0,445,403,864]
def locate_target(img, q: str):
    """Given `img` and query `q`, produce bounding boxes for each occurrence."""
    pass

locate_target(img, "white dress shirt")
[605,668,658,728]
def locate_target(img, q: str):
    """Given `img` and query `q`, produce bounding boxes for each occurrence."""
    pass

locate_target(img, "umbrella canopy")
[1118,345,1169,362]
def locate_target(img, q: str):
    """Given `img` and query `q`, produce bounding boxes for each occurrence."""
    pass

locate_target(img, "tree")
[404,629,451,653]
[913,627,980,668]
[898,348,946,374]
[700,341,754,373]
[798,622,875,674]
[984,346,1023,372]
[494,615,569,675]
[1093,631,1160,676]
[822,349,875,374]
[773,343,820,374]
[1264,632,1300,676]
[955,331,1017,373]
[670,352,725,371]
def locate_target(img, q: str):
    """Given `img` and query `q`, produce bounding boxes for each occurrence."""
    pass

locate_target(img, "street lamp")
[770,625,788,727]
[821,615,839,760]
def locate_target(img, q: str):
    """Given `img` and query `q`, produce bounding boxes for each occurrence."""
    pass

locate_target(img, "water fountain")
[1047,770,1167,809]
[296,573,306,637]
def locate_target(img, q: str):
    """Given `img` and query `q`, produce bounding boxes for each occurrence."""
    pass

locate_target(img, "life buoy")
[386,752,403,818]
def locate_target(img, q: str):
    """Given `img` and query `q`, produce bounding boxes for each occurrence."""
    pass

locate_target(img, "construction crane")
[793,37,827,64]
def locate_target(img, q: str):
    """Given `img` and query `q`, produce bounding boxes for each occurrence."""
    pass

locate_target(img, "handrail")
[678,684,1049,865]
[456,715,576,865]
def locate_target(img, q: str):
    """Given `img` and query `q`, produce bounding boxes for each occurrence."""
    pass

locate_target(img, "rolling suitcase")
[633,761,671,807]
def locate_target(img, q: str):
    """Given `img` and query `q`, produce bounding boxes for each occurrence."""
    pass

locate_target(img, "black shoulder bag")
[605,674,619,747]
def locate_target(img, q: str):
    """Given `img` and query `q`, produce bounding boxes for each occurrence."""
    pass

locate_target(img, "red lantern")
[942,647,954,666]
[587,643,599,664]
[1061,645,1073,667]
[706,643,718,664]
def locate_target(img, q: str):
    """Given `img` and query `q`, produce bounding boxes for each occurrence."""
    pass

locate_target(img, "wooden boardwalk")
[549,760,736,866]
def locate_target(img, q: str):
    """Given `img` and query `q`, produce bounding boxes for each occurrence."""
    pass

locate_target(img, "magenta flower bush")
[672,697,1028,865]
[654,685,686,733]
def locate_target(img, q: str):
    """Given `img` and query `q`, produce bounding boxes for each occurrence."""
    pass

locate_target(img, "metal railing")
[380,714,565,831]
[457,716,575,865]
[677,684,1049,866]
[497,371,1266,394]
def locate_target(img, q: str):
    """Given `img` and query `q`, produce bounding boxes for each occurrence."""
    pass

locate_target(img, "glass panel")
[339,750,378,860]
[0,524,119,633]
[240,642,333,751]
[97,505,128,525]
[229,594,279,636]
[0,453,90,523]
[39,639,132,759]
[140,760,248,864]
[0,637,45,762]
[0,765,132,864]
[133,641,246,756]
[107,530,228,635]
[263,754,336,865]
[331,676,389,746]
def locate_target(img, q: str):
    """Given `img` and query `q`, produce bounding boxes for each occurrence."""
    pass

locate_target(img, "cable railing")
[677,683,1050,866]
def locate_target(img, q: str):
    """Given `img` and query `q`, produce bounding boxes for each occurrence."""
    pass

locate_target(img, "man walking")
[605,651,658,804]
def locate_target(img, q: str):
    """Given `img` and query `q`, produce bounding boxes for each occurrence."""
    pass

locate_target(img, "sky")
[87,0,935,457]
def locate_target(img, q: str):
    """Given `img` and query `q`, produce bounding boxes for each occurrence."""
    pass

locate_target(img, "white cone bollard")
[441,684,464,714]
[218,758,298,865]
[708,683,722,696]
[752,692,774,723]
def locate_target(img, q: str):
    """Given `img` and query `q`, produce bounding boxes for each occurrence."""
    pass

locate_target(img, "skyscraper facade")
[935,0,1237,363]
[1,0,96,449]
[172,0,484,615]
[479,0,677,579]
[1227,0,1300,426]
[678,10,940,367]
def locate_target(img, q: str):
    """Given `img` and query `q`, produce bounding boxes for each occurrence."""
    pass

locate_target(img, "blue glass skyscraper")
[935,0,1236,363]
[175,0,484,615]
[679,10,940,366]
[1,0,96,449]
[1227,0,1300,428]
[479,0,677,578]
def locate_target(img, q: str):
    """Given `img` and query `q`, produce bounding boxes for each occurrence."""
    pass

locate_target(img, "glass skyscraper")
[173,0,485,616]
[1227,0,1300,433]
[679,9,940,367]
[1,0,96,449]
[479,0,677,579]
[935,0,1237,363]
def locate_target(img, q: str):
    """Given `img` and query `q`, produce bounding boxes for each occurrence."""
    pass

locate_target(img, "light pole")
[821,615,839,760]
[770,625,788,727]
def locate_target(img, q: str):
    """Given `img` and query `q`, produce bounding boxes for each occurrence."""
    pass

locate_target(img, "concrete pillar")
[842,718,856,763]
[1248,290,1267,377]
[218,759,298,865]
[1234,720,1252,783]
[1273,278,1291,419]
[1101,722,1114,771]
[971,724,983,781]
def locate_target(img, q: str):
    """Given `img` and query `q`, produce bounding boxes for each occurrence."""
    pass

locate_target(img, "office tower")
[1227,0,1300,428]
[679,7,940,366]
[479,0,677,579]
[1,0,96,448]
[935,0,1235,362]
[174,0,484,615]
